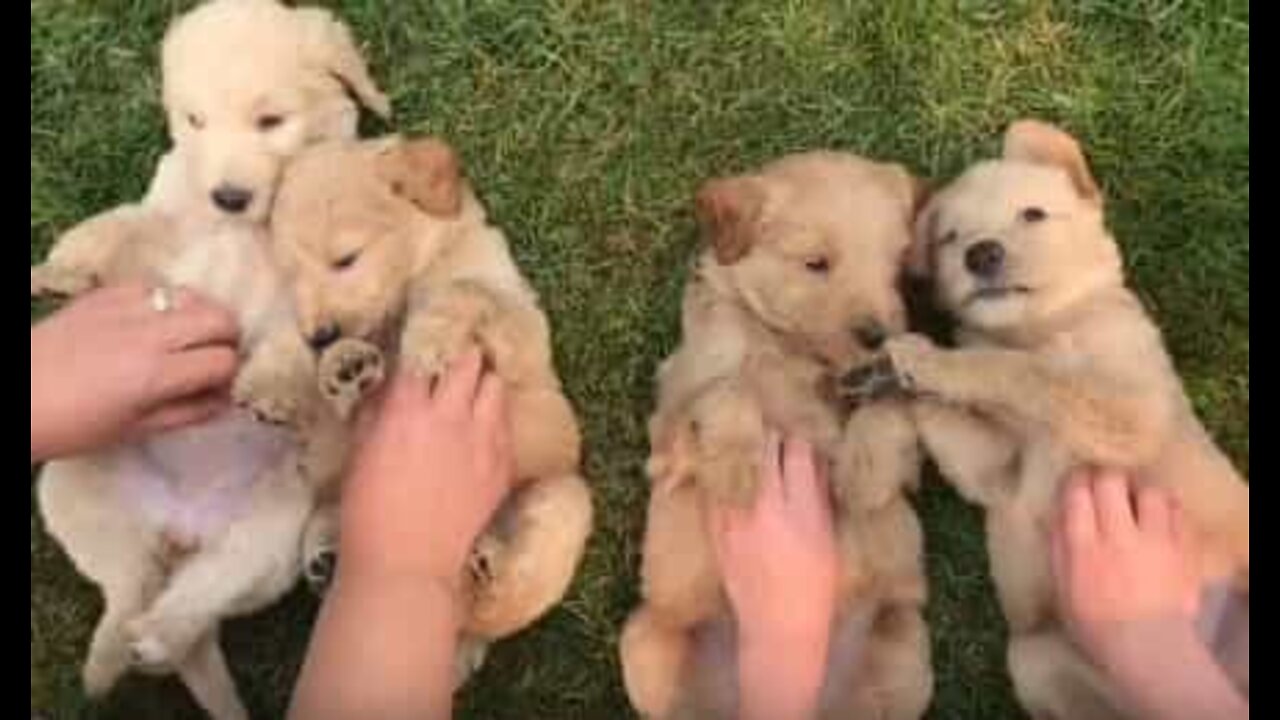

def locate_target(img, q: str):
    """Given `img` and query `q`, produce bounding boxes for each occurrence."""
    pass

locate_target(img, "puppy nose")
[308,324,341,352]
[211,185,253,214]
[965,240,1005,279]
[853,320,887,351]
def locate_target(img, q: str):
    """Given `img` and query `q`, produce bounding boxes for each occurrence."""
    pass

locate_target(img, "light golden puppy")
[269,135,594,684]
[621,152,933,720]
[30,2,387,718]
[845,120,1249,718]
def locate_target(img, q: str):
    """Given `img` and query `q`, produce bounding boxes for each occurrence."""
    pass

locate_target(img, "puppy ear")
[297,8,392,119]
[904,203,938,278]
[1003,119,1101,206]
[878,163,934,277]
[376,137,463,218]
[694,177,766,265]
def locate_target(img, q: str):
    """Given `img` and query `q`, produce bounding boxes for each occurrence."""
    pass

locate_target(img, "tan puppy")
[30,2,387,718]
[621,152,933,720]
[269,135,594,683]
[845,120,1249,718]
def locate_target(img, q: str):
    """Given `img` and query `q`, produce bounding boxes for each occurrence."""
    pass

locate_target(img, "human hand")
[30,282,239,462]
[338,348,514,591]
[712,433,839,647]
[1051,469,1203,676]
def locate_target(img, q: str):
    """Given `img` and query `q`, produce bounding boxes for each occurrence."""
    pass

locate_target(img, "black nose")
[854,321,887,351]
[211,186,253,213]
[308,324,341,352]
[965,240,1005,279]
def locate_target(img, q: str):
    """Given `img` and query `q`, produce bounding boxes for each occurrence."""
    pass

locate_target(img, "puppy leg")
[912,399,1019,506]
[508,385,582,483]
[834,400,921,512]
[841,496,928,607]
[621,606,694,720]
[640,480,724,626]
[878,337,1171,467]
[1009,631,1123,720]
[37,461,164,695]
[830,605,933,720]
[174,629,249,720]
[682,381,767,505]
[463,473,593,637]
[31,205,169,298]
[400,280,505,382]
[127,468,311,665]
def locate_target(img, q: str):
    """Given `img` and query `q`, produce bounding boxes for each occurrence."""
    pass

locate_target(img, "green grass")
[31,1,1248,718]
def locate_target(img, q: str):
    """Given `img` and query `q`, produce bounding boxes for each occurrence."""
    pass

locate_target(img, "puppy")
[845,120,1249,718]
[268,135,594,684]
[31,2,388,718]
[621,152,933,720]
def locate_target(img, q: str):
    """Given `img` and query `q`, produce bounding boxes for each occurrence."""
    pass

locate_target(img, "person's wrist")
[1080,615,1201,681]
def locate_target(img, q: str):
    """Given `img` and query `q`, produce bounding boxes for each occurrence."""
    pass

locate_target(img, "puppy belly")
[112,410,292,546]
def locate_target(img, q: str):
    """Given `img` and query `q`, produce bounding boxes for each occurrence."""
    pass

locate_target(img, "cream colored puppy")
[845,120,1249,718]
[621,152,933,720]
[269,135,594,684]
[30,2,387,718]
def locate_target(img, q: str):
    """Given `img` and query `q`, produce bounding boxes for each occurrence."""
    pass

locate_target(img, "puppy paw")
[233,369,300,427]
[125,612,199,670]
[839,335,935,405]
[454,635,489,690]
[318,338,385,419]
[82,642,130,697]
[303,545,337,595]
[699,444,762,505]
[30,263,96,299]
[467,532,504,589]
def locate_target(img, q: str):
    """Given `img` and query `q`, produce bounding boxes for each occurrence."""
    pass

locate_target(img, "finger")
[1092,470,1137,540]
[1135,484,1173,538]
[780,435,817,504]
[473,374,514,484]
[134,391,230,435]
[156,290,240,350]
[756,430,785,509]
[790,448,833,524]
[432,347,485,413]
[151,345,238,403]
[1059,471,1098,550]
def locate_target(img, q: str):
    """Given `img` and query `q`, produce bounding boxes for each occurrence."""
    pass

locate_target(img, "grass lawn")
[31,1,1248,718]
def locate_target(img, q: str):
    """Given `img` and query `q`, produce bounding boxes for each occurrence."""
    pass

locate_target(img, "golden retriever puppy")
[31,2,387,718]
[269,135,594,684]
[844,120,1249,718]
[620,152,933,720]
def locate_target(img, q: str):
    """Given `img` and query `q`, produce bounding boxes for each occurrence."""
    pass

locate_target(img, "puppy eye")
[937,230,958,247]
[186,112,205,130]
[1021,207,1048,223]
[804,257,831,274]
[256,114,285,132]
[332,251,360,271]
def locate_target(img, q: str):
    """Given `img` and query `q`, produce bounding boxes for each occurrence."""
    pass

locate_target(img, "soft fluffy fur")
[268,135,594,683]
[30,2,387,718]
[620,152,934,720]
[846,120,1250,718]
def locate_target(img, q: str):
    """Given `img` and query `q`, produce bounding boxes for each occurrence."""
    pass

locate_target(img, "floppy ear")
[376,137,463,218]
[1003,119,1101,206]
[694,176,766,265]
[297,7,392,119]
[904,202,938,278]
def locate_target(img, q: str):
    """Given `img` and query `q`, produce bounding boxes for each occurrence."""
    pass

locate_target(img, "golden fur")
[850,120,1250,718]
[268,135,594,683]
[621,152,934,720]
[29,2,386,718]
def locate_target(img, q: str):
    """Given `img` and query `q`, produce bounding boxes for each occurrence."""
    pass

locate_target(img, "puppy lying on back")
[30,2,388,718]
[621,152,933,720]
[268,135,594,684]
[845,120,1249,718]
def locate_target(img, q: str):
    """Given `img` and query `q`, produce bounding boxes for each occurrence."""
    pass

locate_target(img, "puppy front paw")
[30,263,96,299]
[839,334,935,405]
[317,338,385,419]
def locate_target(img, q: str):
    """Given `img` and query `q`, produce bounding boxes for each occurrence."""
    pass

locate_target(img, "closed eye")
[257,113,285,132]
[804,257,831,274]
[332,251,360,271]
[936,230,958,247]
